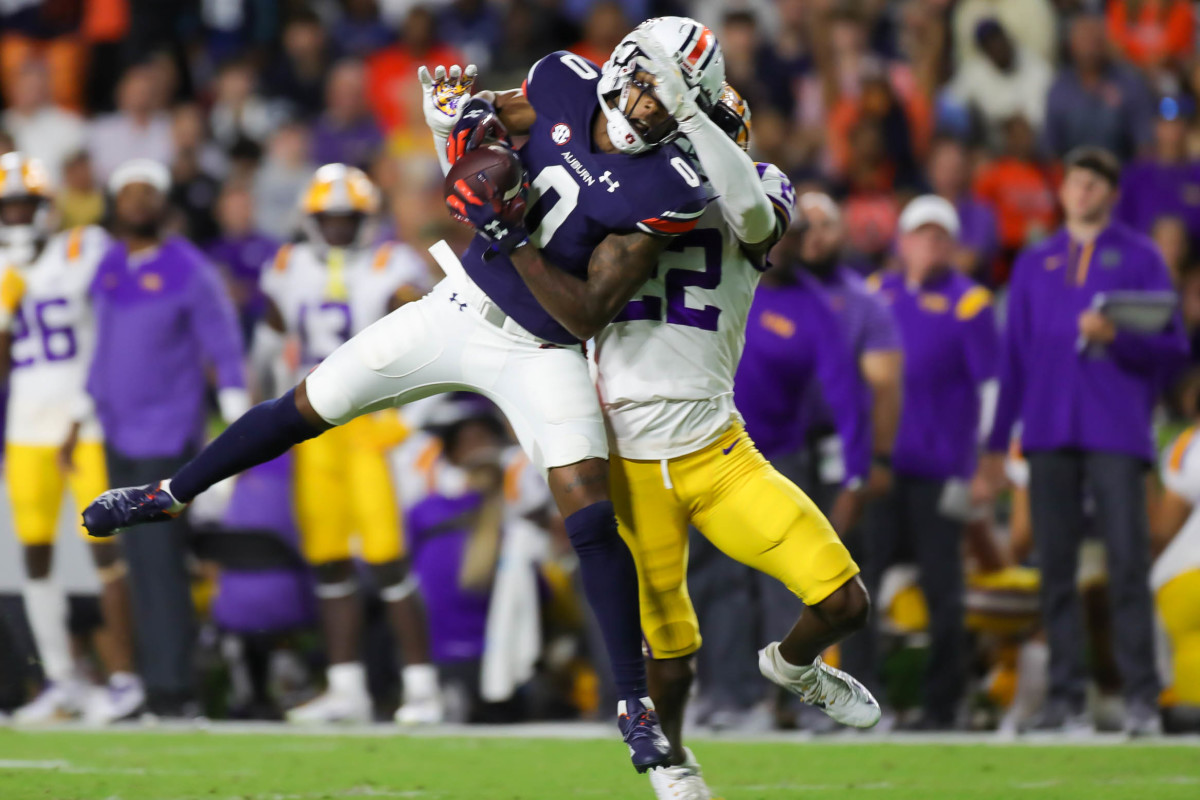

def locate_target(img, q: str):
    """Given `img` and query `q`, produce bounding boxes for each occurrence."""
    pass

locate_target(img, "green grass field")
[1,728,1198,800]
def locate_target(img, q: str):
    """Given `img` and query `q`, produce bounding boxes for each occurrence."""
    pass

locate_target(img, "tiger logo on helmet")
[598,16,726,155]
[710,82,752,152]
[0,152,56,267]
[299,163,381,251]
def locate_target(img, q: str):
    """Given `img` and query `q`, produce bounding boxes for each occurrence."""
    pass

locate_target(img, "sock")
[22,579,72,683]
[171,389,323,502]
[327,662,367,696]
[770,642,817,683]
[401,663,439,702]
[564,500,647,700]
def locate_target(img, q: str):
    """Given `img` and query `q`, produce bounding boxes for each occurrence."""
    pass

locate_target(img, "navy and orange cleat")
[618,696,671,773]
[82,480,185,538]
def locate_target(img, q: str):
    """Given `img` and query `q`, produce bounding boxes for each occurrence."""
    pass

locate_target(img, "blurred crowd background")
[3,0,1200,734]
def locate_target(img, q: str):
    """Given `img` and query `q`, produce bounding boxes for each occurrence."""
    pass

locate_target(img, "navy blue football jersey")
[460,51,710,344]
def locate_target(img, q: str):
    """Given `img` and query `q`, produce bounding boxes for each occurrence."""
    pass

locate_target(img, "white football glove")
[631,31,701,126]
[417,63,478,139]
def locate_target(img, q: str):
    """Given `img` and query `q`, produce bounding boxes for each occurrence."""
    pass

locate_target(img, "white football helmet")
[598,16,726,155]
[0,152,56,267]
[298,163,381,251]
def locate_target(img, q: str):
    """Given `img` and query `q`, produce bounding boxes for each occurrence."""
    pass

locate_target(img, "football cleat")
[395,693,445,725]
[286,688,371,724]
[82,481,185,537]
[758,644,881,729]
[619,696,671,773]
[13,680,87,724]
[648,747,712,800]
[87,672,146,724]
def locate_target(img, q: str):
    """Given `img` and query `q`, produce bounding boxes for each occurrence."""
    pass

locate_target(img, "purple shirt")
[801,265,901,451]
[211,453,316,634]
[733,273,870,483]
[206,231,279,322]
[988,223,1188,462]
[955,196,1000,274]
[311,115,384,170]
[462,52,708,344]
[1116,159,1200,237]
[408,493,492,664]
[873,269,999,480]
[88,237,245,458]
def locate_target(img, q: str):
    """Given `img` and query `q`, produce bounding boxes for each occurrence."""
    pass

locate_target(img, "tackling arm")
[508,231,668,341]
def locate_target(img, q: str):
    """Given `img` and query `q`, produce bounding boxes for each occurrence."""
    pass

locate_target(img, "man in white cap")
[85,158,247,717]
[860,194,1000,728]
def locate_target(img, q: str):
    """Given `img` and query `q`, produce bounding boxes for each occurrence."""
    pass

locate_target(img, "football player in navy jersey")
[81,19,724,775]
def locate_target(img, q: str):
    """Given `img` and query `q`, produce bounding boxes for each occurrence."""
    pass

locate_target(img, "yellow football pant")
[6,441,109,544]
[611,423,859,659]
[1157,568,1200,705]
[293,412,406,565]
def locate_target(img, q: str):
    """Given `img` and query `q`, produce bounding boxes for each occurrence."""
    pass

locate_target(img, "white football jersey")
[1155,426,1200,591]
[261,240,429,384]
[5,226,109,446]
[593,163,794,460]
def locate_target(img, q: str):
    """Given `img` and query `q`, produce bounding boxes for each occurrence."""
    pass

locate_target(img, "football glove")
[447,98,513,165]
[445,174,530,255]
[632,30,702,126]
[417,63,478,139]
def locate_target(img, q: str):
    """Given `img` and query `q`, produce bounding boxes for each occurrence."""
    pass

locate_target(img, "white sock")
[769,642,817,683]
[402,663,439,701]
[327,662,367,696]
[22,579,72,683]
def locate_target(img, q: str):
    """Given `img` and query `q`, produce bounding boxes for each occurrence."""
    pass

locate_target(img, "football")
[444,143,525,206]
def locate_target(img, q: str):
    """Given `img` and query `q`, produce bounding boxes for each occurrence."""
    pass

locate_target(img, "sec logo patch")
[551,123,571,145]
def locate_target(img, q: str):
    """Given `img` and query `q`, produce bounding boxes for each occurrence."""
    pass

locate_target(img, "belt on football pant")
[428,239,542,343]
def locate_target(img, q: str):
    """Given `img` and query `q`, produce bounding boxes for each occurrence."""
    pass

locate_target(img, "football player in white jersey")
[255,164,443,724]
[0,152,144,723]
[506,31,881,798]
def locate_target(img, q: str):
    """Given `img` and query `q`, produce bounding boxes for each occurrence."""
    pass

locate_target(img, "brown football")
[444,143,525,206]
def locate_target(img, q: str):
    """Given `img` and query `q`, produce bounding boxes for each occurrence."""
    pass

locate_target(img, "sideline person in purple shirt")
[86,159,247,716]
[864,195,999,728]
[205,182,280,348]
[1116,96,1200,239]
[978,148,1186,735]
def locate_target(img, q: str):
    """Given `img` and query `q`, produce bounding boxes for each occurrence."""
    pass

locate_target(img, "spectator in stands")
[87,64,175,185]
[973,116,1058,281]
[1117,97,1200,239]
[209,58,286,154]
[439,0,504,71]
[1106,0,1195,75]
[1045,12,1155,162]
[56,152,104,229]
[953,0,1058,67]
[0,0,88,111]
[87,159,247,716]
[569,1,630,69]
[1153,216,1191,283]
[312,60,384,171]
[946,19,1053,148]
[168,104,224,244]
[263,10,330,121]
[332,0,395,60]
[864,195,1000,729]
[2,59,86,182]
[366,5,463,154]
[252,123,314,239]
[927,136,1000,281]
[206,181,279,348]
[718,11,795,122]
[979,147,1189,735]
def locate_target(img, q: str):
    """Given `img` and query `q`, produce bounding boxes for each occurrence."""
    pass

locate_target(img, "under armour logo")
[483,220,508,238]
[448,292,467,311]
[599,171,620,193]
[464,109,484,119]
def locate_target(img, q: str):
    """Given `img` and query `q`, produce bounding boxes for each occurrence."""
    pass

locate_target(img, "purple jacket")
[987,223,1188,461]
[88,237,245,458]
[872,268,999,480]
[1115,159,1200,237]
[734,272,870,484]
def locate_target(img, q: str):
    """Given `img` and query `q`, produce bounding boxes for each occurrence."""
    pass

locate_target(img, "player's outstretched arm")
[419,64,534,175]
[509,231,667,341]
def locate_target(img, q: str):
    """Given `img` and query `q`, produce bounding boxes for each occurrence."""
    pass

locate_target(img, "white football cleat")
[648,748,712,800]
[395,664,444,724]
[87,672,146,724]
[14,680,87,724]
[394,694,445,725]
[758,643,881,729]
[286,688,371,724]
